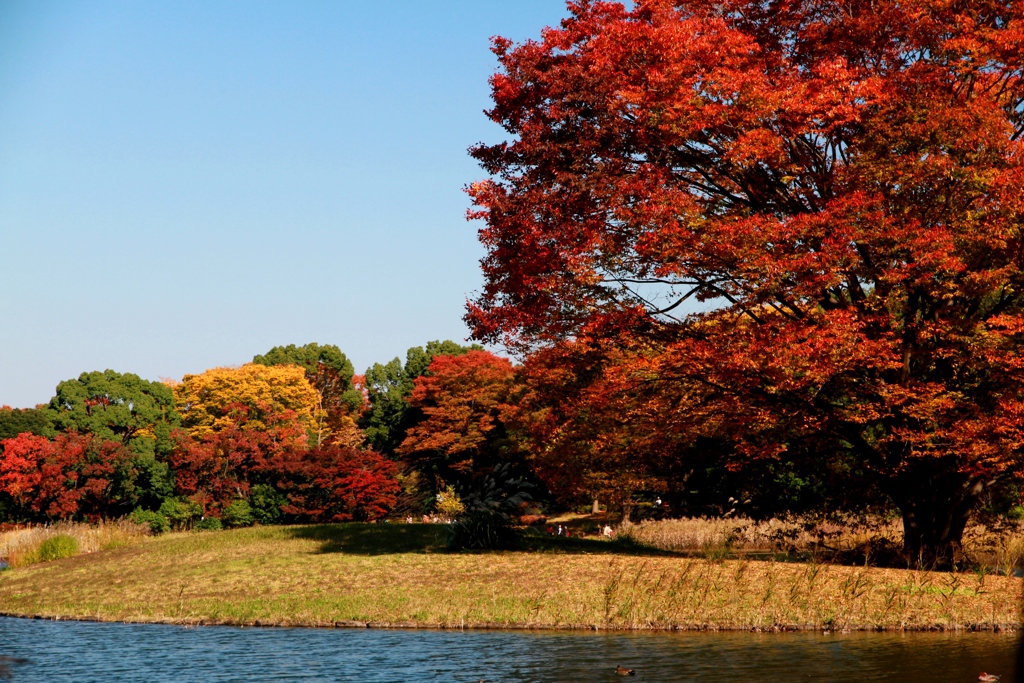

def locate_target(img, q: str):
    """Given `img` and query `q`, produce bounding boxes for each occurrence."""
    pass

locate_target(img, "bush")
[159,498,202,530]
[37,534,78,562]
[222,499,254,528]
[446,464,532,551]
[434,485,465,520]
[130,508,169,534]
[250,484,287,525]
[194,516,222,531]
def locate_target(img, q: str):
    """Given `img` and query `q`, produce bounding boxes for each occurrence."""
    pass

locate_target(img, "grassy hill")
[0,524,1019,631]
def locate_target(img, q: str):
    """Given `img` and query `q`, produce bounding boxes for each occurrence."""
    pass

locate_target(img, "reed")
[614,515,1024,569]
[0,520,150,568]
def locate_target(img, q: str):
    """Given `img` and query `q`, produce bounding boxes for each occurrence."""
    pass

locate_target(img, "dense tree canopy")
[399,350,518,490]
[173,364,322,437]
[362,340,482,455]
[0,431,138,521]
[468,0,1024,563]
[46,370,179,453]
[253,342,365,447]
[0,406,54,441]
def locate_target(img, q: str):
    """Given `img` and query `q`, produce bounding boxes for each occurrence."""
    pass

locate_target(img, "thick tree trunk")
[890,466,979,569]
[592,498,600,515]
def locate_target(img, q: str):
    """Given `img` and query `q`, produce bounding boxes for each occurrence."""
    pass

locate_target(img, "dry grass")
[615,516,1024,569]
[0,523,1019,631]
[0,520,150,568]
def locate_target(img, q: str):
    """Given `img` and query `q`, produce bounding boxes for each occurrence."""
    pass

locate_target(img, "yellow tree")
[172,364,322,437]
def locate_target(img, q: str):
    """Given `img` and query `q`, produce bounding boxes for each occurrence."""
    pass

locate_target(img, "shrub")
[250,484,286,525]
[194,516,222,531]
[434,485,465,520]
[222,499,254,528]
[130,508,169,534]
[446,464,532,551]
[158,498,202,530]
[37,534,78,562]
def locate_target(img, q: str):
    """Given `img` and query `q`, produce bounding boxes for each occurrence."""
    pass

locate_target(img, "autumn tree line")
[5,1,1024,567]
[0,335,900,536]
[0,342,498,531]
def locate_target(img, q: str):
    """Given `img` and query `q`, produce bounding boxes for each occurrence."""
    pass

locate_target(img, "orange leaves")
[399,351,515,463]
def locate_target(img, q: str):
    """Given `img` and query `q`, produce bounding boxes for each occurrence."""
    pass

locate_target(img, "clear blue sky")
[0,1,569,408]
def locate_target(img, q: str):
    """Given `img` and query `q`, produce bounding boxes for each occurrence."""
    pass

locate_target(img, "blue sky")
[0,1,569,408]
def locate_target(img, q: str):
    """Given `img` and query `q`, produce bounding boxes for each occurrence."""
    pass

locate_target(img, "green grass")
[36,535,79,562]
[0,524,1019,631]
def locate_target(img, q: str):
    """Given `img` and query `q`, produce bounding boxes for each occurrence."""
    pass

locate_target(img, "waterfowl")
[615,664,636,676]
[979,674,1000,682]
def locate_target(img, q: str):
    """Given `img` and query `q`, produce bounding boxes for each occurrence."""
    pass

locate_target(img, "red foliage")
[467,0,1024,562]
[0,433,47,509]
[400,351,516,465]
[167,405,398,521]
[0,431,134,520]
[270,445,399,522]
[168,408,306,515]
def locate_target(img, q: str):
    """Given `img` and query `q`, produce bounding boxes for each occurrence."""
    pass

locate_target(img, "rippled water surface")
[0,617,1017,682]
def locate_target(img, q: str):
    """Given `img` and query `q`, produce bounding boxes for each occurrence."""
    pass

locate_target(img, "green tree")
[47,370,179,448]
[0,406,54,440]
[46,370,179,511]
[362,340,481,456]
[253,342,362,412]
[253,342,365,446]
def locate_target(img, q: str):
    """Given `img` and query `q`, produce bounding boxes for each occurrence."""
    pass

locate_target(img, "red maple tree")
[168,405,307,515]
[398,351,518,490]
[468,0,1024,563]
[270,445,400,522]
[0,431,134,520]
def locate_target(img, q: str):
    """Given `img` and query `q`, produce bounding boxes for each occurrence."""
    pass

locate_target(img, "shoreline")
[0,611,1019,633]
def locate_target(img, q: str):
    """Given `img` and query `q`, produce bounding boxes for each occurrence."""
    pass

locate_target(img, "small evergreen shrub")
[194,516,223,531]
[250,484,287,525]
[159,498,202,530]
[223,499,254,528]
[130,508,169,534]
[37,534,78,562]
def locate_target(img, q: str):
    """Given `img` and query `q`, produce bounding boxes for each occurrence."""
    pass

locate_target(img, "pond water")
[0,616,1017,682]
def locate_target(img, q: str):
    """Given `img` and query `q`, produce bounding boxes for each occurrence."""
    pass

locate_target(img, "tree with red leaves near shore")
[399,350,519,492]
[468,0,1024,564]
[271,445,400,522]
[0,431,136,521]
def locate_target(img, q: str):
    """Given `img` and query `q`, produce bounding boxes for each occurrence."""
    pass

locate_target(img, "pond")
[0,617,1017,682]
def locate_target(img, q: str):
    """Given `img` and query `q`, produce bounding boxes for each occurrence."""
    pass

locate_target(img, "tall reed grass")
[615,516,1024,570]
[0,520,150,568]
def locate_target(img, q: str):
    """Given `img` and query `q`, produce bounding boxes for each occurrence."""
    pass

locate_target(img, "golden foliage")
[173,364,322,436]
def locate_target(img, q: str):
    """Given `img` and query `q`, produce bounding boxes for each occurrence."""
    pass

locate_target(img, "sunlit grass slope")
[0,524,1019,631]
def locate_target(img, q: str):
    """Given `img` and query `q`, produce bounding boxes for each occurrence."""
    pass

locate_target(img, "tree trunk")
[891,466,979,569]
[592,498,600,515]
